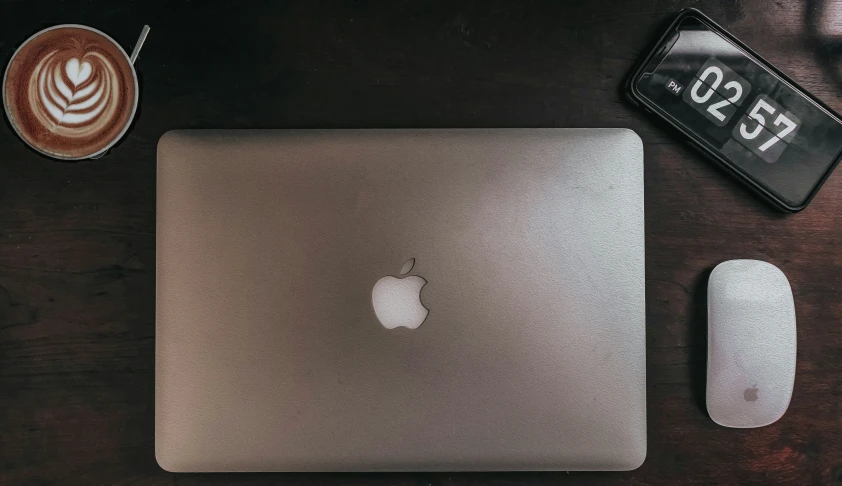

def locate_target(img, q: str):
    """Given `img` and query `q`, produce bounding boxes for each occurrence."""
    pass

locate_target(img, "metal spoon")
[129,25,151,65]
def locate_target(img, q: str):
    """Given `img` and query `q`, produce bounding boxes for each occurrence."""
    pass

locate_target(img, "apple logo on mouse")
[371,258,428,330]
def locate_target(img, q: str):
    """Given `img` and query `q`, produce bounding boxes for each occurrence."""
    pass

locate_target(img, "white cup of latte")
[2,24,145,160]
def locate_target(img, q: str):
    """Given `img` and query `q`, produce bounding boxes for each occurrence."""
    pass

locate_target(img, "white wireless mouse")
[707,259,796,428]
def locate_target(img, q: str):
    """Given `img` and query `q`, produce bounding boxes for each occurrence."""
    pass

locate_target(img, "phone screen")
[634,14,842,208]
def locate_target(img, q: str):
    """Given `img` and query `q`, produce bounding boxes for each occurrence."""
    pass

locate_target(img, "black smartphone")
[627,8,842,212]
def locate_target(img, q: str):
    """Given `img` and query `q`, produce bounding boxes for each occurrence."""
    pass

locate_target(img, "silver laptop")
[156,129,646,472]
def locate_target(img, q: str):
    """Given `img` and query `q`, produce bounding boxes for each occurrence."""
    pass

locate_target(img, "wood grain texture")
[1,0,841,484]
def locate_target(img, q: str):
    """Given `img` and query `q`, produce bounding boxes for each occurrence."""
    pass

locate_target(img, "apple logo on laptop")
[372,258,428,329]
[744,385,759,402]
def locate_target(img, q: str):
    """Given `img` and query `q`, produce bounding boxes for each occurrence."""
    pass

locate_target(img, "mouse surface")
[707,260,796,428]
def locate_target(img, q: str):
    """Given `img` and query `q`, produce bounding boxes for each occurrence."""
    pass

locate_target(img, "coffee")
[3,25,137,159]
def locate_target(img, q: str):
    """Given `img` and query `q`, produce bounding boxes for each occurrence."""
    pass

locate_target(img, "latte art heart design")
[28,49,122,133]
[65,58,93,86]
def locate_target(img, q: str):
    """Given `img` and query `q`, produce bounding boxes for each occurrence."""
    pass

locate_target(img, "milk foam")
[28,49,122,136]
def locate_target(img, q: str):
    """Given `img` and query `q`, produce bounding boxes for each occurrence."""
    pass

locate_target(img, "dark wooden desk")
[2,1,841,484]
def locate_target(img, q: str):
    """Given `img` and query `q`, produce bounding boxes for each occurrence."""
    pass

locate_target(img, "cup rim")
[2,23,140,161]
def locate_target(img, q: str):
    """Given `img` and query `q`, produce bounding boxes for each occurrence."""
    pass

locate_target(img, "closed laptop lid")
[156,129,646,472]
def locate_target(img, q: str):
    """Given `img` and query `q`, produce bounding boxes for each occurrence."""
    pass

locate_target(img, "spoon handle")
[129,25,151,65]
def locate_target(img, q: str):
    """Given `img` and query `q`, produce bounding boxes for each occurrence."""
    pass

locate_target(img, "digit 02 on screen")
[627,8,842,212]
